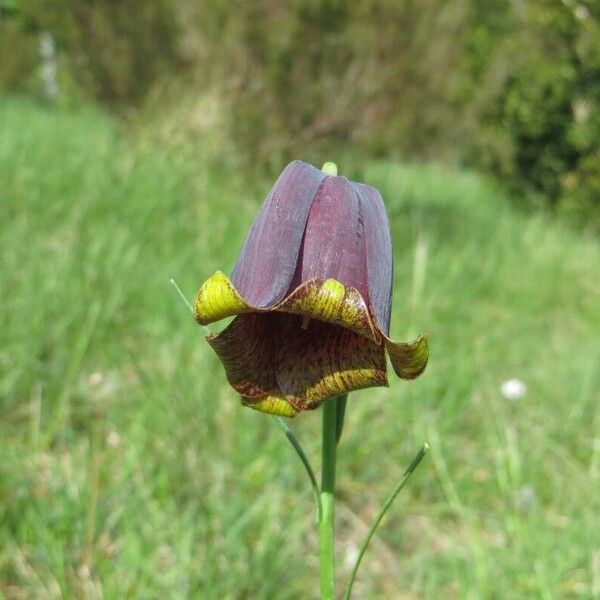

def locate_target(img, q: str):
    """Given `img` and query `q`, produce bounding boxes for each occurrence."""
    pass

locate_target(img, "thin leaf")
[344,442,430,600]
[276,417,321,521]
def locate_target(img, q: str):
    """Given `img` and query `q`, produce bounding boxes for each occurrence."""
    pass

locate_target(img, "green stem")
[343,443,430,600]
[319,397,339,599]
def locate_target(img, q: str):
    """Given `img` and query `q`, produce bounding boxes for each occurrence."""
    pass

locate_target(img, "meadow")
[1,97,599,599]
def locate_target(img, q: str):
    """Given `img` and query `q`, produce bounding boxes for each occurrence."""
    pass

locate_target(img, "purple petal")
[295,177,369,299]
[352,182,393,335]
[230,161,326,308]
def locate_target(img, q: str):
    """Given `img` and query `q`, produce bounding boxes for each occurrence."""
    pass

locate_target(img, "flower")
[194,161,428,417]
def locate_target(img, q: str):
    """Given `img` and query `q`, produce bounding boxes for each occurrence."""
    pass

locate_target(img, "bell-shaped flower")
[194,161,428,417]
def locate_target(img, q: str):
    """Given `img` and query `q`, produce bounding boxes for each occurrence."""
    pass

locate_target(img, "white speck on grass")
[86,371,118,400]
[517,485,536,514]
[345,545,359,568]
[501,378,527,401]
[106,429,121,448]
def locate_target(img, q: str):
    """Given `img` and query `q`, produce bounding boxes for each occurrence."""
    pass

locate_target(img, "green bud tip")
[321,162,338,176]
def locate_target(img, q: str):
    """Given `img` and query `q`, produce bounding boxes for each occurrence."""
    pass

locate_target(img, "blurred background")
[1,1,599,598]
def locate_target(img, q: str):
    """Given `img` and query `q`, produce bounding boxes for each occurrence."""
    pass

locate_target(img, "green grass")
[1,96,599,599]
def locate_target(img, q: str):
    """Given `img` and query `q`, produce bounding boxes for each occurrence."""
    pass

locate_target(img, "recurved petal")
[194,271,251,325]
[385,334,429,380]
[206,311,388,417]
[230,160,327,308]
[275,316,388,412]
[352,182,393,336]
[195,271,380,341]
[206,313,278,399]
[203,313,298,416]
[277,278,379,342]
[242,394,299,418]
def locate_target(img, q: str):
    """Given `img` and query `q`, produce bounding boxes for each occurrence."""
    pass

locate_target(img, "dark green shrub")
[0,2,39,92]
[466,1,600,225]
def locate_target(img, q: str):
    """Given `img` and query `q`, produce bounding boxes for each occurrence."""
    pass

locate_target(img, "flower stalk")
[319,396,340,599]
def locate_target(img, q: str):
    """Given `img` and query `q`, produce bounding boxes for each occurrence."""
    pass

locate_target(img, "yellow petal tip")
[280,278,377,341]
[243,395,298,417]
[386,334,429,380]
[194,271,249,325]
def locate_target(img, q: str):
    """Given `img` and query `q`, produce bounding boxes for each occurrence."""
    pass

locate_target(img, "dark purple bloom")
[195,161,428,417]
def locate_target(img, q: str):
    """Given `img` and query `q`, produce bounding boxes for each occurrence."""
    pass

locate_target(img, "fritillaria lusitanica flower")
[195,161,428,417]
